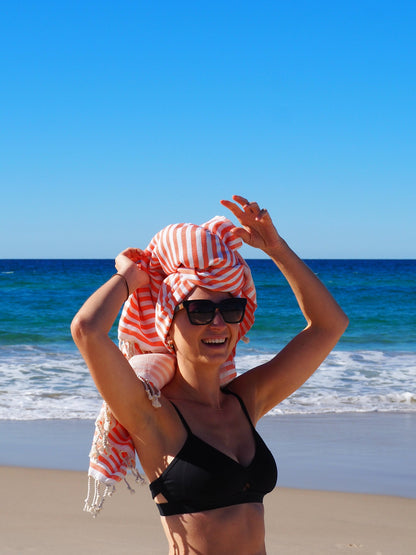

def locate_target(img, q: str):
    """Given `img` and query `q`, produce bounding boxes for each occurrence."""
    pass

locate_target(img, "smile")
[201,338,227,345]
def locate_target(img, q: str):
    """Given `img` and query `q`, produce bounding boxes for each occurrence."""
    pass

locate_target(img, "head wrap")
[84,216,257,516]
[119,216,256,384]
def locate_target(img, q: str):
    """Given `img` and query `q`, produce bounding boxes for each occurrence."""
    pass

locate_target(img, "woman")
[71,195,348,554]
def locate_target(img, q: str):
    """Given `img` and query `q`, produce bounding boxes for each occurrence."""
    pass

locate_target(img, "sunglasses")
[174,298,247,325]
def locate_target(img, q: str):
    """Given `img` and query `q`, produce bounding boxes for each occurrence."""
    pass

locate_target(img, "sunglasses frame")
[174,298,247,325]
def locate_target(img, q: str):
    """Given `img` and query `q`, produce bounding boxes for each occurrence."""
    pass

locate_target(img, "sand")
[1,466,415,554]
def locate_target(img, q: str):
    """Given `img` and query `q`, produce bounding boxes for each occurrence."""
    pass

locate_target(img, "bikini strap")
[170,401,192,434]
[170,391,254,433]
[223,389,255,429]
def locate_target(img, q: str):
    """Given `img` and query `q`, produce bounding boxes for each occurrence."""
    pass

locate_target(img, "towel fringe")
[138,376,162,408]
[83,475,115,517]
[84,467,146,517]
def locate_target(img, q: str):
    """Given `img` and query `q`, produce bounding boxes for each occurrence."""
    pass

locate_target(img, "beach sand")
[1,466,415,555]
[1,414,415,553]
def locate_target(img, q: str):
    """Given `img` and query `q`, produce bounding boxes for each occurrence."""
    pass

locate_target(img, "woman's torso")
[133,387,277,554]
[149,390,277,515]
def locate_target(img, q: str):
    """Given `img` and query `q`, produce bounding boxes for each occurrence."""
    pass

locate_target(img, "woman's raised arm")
[221,196,349,421]
[70,249,152,431]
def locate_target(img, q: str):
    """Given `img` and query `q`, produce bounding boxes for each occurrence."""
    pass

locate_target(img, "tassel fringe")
[84,467,146,517]
[83,475,115,517]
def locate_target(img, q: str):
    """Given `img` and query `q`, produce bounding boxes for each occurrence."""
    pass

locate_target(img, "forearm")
[265,239,348,333]
[71,275,129,341]
[71,258,143,341]
[70,256,153,432]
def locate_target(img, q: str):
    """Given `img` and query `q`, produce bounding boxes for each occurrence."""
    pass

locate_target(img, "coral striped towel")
[85,216,257,515]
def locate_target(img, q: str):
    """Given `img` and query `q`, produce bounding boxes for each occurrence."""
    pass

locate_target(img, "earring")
[166,338,175,351]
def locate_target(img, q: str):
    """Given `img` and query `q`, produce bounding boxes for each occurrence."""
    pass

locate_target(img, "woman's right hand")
[221,195,283,255]
[115,248,150,293]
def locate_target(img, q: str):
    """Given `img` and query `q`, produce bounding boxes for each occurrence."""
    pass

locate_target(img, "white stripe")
[205,230,214,265]
[176,226,184,265]
[196,228,205,268]
[185,225,194,267]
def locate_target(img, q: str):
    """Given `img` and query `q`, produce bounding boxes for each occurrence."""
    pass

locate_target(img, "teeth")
[202,338,226,344]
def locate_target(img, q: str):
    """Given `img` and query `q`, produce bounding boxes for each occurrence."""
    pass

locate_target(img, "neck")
[164,360,224,408]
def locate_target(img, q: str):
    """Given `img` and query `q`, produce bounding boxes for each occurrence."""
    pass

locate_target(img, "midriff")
[160,502,266,555]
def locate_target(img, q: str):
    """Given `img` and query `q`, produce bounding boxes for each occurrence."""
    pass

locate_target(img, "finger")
[120,247,138,253]
[232,195,250,207]
[119,248,143,262]
[222,197,259,219]
[229,226,251,244]
[246,202,260,213]
[220,199,245,219]
[232,196,263,216]
[255,208,269,220]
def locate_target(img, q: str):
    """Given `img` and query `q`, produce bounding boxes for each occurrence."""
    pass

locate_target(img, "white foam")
[1,346,415,419]
[0,345,101,420]
[235,350,416,415]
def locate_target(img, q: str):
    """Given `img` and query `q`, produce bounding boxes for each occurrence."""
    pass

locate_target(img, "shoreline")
[1,412,415,498]
[1,466,415,554]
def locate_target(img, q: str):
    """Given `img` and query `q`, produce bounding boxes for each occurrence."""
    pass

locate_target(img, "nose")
[210,308,226,326]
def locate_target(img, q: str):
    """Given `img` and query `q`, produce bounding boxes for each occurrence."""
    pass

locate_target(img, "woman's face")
[168,287,240,369]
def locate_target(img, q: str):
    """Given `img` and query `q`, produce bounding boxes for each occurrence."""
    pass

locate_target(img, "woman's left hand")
[220,195,282,254]
[115,248,150,292]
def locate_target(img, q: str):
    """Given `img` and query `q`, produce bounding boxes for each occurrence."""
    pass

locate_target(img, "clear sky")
[1,1,415,259]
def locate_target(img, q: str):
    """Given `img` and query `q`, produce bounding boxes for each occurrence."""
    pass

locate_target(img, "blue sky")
[1,1,415,259]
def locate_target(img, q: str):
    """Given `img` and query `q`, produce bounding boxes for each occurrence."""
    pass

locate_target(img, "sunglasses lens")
[185,298,247,325]
[218,298,247,323]
[186,300,215,325]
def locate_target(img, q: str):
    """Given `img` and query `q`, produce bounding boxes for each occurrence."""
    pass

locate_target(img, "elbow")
[340,310,349,332]
[311,309,349,343]
[70,312,84,346]
[70,312,95,347]
[332,310,349,339]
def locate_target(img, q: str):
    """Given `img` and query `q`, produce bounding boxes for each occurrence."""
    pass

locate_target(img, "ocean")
[1,259,415,421]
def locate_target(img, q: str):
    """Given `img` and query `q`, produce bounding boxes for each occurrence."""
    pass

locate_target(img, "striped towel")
[85,216,257,516]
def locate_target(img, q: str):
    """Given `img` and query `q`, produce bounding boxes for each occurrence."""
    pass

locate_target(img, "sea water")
[0,259,415,420]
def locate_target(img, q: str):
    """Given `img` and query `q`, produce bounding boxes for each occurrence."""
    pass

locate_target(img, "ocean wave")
[0,345,101,420]
[236,349,416,414]
[1,346,415,419]
[268,391,416,415]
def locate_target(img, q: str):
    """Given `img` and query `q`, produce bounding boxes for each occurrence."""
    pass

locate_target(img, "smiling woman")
[167,289,243,381]
[71,195,348,554]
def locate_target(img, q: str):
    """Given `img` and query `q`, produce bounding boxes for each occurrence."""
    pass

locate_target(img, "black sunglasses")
[174,298,247,325]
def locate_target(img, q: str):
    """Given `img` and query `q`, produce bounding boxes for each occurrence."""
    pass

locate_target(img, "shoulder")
[225,354,283,423]
[224,377,259,424]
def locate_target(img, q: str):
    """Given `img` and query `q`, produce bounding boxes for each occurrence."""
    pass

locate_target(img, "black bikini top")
[149,389,278,516]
